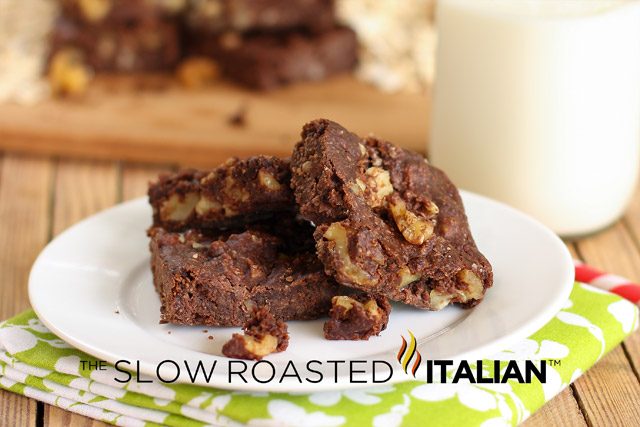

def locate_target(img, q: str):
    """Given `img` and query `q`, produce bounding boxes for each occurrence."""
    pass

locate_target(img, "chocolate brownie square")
[148,156,294,232]
[59,0,184,27]
[50,15,181,72]
[149,226,349,326]
[185,0,335,33]
[187,25,358,90]
[291,119,493,310]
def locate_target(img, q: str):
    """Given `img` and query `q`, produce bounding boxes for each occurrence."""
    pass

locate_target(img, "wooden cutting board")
[0,75,430,167]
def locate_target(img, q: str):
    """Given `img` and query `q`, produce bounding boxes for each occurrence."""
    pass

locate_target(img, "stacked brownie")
[183,0,358,89]
[148,119,493,359]
[49,0,357,90]
[50,0,183,73]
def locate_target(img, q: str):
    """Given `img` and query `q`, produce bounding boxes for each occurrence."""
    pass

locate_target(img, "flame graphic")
[397,330,422,376]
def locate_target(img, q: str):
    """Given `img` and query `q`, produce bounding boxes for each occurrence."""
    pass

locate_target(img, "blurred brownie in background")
[185,0,335,33]
[58,0,185,27]
[50,0,183,73]
[50,15,181,72]
[187,25,358,90]
[48,0,357,91]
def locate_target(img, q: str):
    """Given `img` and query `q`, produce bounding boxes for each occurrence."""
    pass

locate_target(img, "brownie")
[50,16,181,72]
[148,156,294,232]
[187,25,358,90]
[291,119,493,310]
[222,307,289,360]
[185,0,335,33]
[59,0,184,27]
[149,226,350,326]
[324,295,390,341]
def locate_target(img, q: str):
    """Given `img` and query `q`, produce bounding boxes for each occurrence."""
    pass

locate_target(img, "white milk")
[430,0,640,236]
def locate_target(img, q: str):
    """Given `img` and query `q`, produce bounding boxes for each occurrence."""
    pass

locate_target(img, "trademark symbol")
[546,359,562,367]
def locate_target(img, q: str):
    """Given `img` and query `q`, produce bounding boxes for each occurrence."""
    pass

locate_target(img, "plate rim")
[28,192,575,392]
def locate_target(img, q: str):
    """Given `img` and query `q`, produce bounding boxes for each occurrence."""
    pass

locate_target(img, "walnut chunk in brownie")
[222,307,289,360]
[148,156,294,231]
[291,119,493,310]
[324,295,390,341]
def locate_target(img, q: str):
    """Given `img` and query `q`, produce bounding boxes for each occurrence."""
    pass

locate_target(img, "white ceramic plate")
[29,192,574,392]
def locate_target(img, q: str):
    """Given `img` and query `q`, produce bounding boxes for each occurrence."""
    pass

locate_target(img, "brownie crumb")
[324,295,391,341]
[222,307,289,360]
[228,104,247,127]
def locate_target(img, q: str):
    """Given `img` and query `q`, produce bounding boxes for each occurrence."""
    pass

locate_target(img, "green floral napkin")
[0,282,637,427]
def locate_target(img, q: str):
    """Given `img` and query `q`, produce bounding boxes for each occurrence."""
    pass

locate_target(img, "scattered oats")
[0,0,58,104]
[337,0,437,93]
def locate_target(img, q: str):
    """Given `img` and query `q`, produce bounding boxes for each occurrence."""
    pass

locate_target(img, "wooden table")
[1,152,639,426]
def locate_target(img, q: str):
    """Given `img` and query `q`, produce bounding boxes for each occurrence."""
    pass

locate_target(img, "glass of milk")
[430,0,640,237]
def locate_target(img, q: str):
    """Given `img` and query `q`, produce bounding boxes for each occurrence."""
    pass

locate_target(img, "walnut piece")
[300,161,313,173]
[323,223,377,286]
[222,307,289,360]
[258,170,282,191]
[457,269,485,300]
[429,269,485,310]
[194,0,223,18]
[156,0,187,13]
[176,57,219,89]
[389,196,435,245]
[78,0,112,22]
[348,179,366,196]
[223,175,250,202]
[48,49,92,97]
[364,167,393,207]
[363,299,383,318]
[398,266,421,288]
[333,295,355,311]
[238,334,277,357]
[160,192,199,222]
[333,296,383,318]
[195,195,222,216]
[428,289,453,310]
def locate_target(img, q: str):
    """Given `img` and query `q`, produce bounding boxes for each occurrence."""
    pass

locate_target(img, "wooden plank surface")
[0,77,430,167]
[622,184,640,377]
[0,155,53,427]
[571,220,640,425]
[572,346,640,426]
[523,388,587,427]
[43,159,118,427]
